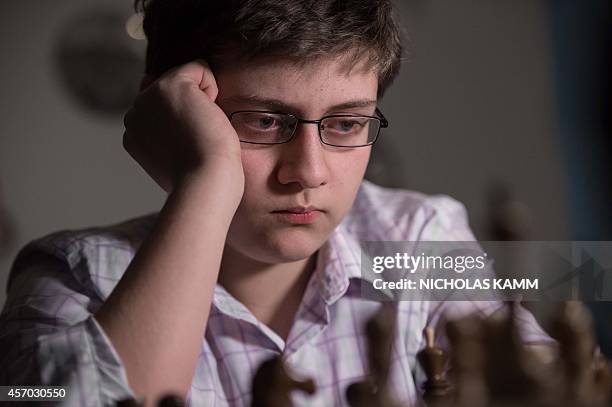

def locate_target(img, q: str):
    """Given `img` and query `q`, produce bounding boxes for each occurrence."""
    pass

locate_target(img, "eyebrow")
[220,95,377,114]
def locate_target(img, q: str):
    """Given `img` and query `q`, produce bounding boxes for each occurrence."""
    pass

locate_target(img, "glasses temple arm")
[375,108,389,127]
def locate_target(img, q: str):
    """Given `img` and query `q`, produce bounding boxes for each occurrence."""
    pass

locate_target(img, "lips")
[271,206,323,224]
[280,206,320,214]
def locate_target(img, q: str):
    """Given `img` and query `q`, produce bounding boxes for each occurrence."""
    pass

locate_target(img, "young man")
[0,1,551,406]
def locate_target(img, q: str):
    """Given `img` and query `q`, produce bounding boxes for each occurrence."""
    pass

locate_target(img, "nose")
[276,121,330,189]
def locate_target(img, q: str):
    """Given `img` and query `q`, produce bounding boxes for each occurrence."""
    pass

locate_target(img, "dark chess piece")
[157,394,185,407]
[593,351,612,406]
[486,182,532,241]
[447,304,553,407]
[482,303,545,403]
[445,315,487,407]
[551,301,601,405]
[346,306,401,407]
[417,327,451,406]
[345,381,385,407]
[251,355,316,407]
[116,398,144,407]
[116,393,184,407]
[366,307,395,386]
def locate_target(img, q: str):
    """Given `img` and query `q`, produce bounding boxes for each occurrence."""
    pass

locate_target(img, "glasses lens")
[230,112,296,144]
[321,116,380,147]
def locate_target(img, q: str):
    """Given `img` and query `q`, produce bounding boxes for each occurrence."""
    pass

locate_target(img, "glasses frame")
[228,108,389,147]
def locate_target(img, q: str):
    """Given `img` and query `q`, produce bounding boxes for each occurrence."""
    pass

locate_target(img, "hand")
[123,60,244,194]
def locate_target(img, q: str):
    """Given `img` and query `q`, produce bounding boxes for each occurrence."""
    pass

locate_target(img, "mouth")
[271,206,323,224]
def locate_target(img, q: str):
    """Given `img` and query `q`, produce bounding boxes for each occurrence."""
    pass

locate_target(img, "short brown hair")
[135,0,403,97]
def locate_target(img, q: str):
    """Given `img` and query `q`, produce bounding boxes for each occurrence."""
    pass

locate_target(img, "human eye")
[244,113,282,132]
[324,117,368,134]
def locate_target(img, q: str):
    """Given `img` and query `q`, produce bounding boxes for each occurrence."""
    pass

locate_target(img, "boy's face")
[216,56,378,264]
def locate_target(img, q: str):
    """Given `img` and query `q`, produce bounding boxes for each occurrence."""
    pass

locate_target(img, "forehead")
[215,56,379,113]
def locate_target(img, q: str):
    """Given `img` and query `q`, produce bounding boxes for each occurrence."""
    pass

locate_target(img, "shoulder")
[18,214,157,265]
[8,213,158,300]
[343,180,474,241]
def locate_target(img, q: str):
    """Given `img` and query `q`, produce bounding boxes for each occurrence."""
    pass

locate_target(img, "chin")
[247,229,326,264]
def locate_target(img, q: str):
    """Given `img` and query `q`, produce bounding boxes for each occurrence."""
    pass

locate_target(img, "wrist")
[173,159,244,208]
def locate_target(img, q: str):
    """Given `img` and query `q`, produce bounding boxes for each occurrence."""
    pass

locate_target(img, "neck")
[218,247,317,340]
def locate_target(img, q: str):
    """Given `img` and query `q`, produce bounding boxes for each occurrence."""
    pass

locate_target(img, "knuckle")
[150,80,168,99]
[148,75,171,98]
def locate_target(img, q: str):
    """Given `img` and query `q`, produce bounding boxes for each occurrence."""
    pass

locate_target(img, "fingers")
[162,60,219,101]
[196,60,219,101]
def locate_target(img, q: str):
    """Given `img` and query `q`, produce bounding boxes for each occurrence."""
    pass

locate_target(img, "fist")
[123,60,243,192]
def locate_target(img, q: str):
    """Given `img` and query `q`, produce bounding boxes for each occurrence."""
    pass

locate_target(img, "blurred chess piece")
[550,301,607,405]
[486,182,532,241]
[251,355,316,407]
[115,394,184,407]
[445,315,487,407]
[482,303,549,404]
[593,350,612,405]
[446,303,558,407]
[116,397,144,407]
[157,394,185,407]
[346,307,401,407]
[429,298,612,407]
[416,327,451,406]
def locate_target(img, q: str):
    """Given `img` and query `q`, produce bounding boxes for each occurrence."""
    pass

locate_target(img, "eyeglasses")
[228,108,389,147]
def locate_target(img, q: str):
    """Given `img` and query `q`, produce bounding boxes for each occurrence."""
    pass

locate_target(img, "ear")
[139,74,155,91]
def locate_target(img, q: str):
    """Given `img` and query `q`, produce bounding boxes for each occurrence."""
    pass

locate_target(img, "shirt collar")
[315,221,391,304]
[211,213,393,318]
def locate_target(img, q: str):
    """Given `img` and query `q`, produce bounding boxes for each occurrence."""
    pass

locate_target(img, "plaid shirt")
[0,181,551,406]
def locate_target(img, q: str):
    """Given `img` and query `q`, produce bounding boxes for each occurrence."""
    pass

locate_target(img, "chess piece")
[445,315,487,407]
[251,355,316,407]
[486,182,532,241]
[593,350,612,406]
[116,398,144,407]
[345,381,386,407]
[481,303,546,404]
[416,327,451,406]
[551,301,599,405]
[366,307,395,386]
[157,394,185,407]
[443,301,612,406]
[346,306,401,407]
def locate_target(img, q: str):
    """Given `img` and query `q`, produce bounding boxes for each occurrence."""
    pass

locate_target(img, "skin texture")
[96,56,379,405]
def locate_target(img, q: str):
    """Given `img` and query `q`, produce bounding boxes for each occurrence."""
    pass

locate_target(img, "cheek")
[350,149,371,175]
[240,149,275,198]
[334,149,371,187]
[327,149,371,213]
[242,149,274,186]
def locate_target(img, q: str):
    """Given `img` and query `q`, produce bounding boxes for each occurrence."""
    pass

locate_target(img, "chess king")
[0,1,554,406]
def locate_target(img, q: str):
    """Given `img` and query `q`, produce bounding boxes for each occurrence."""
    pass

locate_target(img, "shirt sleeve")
[0,242,135,406]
